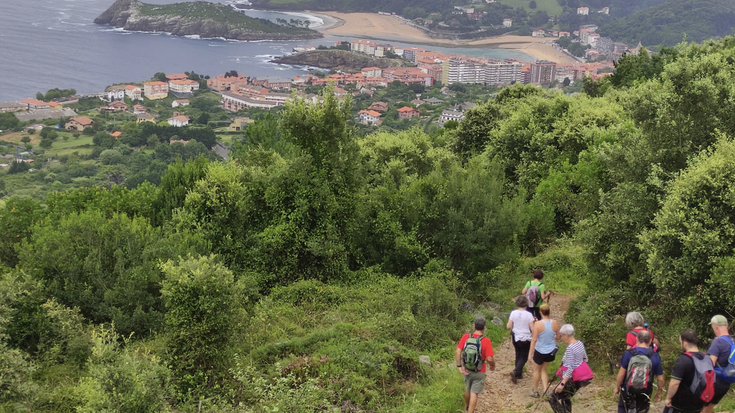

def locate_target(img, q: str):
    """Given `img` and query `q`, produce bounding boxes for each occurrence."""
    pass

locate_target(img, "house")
[133,104,147,114]
[425,97,444,105]
[503,18,512,28]
[20,98,50,110]
[411,99,425,106]
[439,109,464,126]
[168,79,199,96]
[532,30,545,38]
[172,99,190,108]
[599,7,609,14]
[111,131,122,138]
[228,117,253,131]
[167,115,190,127]
[136,113,155,123]
[221,92,279,111]
[125,85,142,101]
[368,101,389,112]
[332,87,348,98]
[256,77,292,90]
[0,101,26,113]
[358,110,382,125]
[143,81,169,100]
[207,74,249,91]
[361,67,383,78]
[65,116,94,131]
[166,73,189,81]
[103,101,128,112]
[577,6,589,15]
[559,31,571,38]
[397,106,420,120]
[106,89,125,102]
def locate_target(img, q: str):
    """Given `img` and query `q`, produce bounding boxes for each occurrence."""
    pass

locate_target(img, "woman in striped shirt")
[550,324,589,413]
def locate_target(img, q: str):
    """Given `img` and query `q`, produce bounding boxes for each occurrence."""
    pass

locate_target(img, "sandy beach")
[317,11,579,65]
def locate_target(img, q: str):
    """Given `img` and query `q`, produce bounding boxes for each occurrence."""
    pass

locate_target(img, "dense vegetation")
[600,0,735,46]
[4,36,735,411]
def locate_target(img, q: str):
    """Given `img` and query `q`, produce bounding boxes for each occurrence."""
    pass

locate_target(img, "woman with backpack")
[528,303,560,398]
[625,311,660,351]
[522,269,550,320]
[550,324,593,413]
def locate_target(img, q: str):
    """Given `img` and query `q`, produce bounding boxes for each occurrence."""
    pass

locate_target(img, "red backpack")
[684,352,716,403]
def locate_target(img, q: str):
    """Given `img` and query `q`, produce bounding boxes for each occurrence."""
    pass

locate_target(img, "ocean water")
[0,0,531,102]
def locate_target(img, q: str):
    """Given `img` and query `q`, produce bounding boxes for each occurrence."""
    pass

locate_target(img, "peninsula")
[272,50,411,72]
[94,0,322,41]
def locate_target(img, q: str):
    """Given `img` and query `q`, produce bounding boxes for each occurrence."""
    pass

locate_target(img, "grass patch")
[483,238,589,310]
[497,0,563,16]
[393,366,465,413]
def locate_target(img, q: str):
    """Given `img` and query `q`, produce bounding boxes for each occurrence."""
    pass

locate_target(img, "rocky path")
[473,295,655,413]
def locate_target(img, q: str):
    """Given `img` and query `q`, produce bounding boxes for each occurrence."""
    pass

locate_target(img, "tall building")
[442,58,524,86]
[529,60,557,84]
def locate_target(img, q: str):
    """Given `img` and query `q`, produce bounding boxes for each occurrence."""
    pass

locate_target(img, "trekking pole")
[532,375,558,413]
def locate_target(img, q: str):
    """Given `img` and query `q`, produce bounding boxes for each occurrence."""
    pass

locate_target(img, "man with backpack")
[522,269,550,320]
[664,329,714,413]
[703,315,734,413]
[614,330,664,413]
[456,317,495,413]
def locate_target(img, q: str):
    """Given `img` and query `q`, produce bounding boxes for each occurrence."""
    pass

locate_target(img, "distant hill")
[95,0,321,41]
[599,0,735,46]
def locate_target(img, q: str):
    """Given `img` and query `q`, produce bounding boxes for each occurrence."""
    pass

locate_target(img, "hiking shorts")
[464,371,486,394]
[533,349,556,365]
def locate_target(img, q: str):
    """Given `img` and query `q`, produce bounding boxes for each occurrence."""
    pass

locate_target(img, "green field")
[497,0,563,16]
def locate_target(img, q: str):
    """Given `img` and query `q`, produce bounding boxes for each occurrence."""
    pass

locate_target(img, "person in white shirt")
[507,295,535,383]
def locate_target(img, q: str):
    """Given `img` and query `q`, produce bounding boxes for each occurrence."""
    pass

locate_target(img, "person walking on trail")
[614,329,664,413]
[529,303,560,398]
[456,317,495,413]
[507,296,534,384]
[664,329,707,413]
[549,324,591,413]
[522,269,550,320]
[625,312,660,351]
[703,315,734,413]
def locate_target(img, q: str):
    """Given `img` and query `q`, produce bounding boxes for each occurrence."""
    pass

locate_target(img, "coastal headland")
[316,11,578,64]
[94,0,322,41]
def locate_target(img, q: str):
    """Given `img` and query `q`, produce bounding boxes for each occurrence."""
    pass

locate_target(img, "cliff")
[272,50,411,72]
[94,0,322,41]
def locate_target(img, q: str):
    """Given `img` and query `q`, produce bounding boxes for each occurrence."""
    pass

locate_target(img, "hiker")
[456,317,495,413]
[549,324,592,413]
[613,329,664,413]
[507,295,534,384]
[625,312,660,351]
[522,269,550,320]
[664,329,710,413]
[529,303,560,398]
[703,315,734,413]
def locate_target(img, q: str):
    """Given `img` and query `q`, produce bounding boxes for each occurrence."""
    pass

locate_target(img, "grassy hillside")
[600,0,735,46]
[497,0,562,17]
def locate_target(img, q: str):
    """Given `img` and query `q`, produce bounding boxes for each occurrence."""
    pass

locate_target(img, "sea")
[0,0,531,102]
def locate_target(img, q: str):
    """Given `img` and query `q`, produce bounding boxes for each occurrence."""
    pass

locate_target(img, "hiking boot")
[530,389,540,398]
[510,372,518,384]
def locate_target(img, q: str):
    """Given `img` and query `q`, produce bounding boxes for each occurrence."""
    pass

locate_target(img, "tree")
[39,138,52,149]
[20,136,30,144]
[640,138,735,323]
[153,72,167,82]
[529,0,537,8]
[161,255,257,397]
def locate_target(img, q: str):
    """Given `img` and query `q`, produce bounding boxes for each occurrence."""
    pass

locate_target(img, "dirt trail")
[474,295,659,413]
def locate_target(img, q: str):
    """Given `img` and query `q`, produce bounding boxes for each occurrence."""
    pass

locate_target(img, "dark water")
[0,0,530,101]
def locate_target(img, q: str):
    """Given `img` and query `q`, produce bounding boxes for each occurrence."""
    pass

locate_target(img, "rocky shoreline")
[94,0,322,41]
